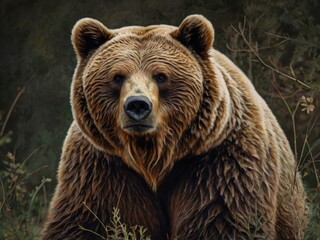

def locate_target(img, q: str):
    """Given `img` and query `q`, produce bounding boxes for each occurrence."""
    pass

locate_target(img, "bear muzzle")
[122,96,157,133]
[124,96,152,121]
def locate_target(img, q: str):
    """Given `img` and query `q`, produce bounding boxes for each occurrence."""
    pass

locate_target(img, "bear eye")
[153,73,167,84]
[113,74,125,84]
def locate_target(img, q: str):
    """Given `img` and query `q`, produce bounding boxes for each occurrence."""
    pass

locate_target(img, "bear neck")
[122,134,176,191]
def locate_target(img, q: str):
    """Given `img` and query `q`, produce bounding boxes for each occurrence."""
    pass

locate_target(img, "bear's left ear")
[172,15,214,57]
[71,18,114,60]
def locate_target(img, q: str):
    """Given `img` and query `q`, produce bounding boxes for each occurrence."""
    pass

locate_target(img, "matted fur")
[41,15,308,239]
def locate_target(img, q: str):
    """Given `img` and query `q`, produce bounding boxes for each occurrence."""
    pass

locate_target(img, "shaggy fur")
[41,15,308,239]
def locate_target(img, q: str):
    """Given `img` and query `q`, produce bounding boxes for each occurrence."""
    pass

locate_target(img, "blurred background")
[0,0,319,238]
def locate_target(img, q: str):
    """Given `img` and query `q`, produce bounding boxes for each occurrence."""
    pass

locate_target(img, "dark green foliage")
[0,117,51,239]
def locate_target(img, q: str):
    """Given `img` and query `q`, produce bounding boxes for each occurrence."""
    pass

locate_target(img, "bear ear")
[172,15,214,56]
[71,18,114,60]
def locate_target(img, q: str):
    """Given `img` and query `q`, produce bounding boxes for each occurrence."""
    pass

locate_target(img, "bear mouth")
[123,124,155,132]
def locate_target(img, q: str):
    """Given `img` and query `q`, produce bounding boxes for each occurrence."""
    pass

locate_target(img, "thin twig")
[0,87,25,137]
[298,114,319,170]
[83,202,108,234]
[231,22,311,89]
[14,147,42,173]
[266,32,320,48]
[306,142,320,186]
[227,38,288,52]
[79,225,105,239]
[260,87,303,99]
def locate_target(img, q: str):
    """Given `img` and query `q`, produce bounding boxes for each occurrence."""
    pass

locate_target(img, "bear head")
[71,15,228,189]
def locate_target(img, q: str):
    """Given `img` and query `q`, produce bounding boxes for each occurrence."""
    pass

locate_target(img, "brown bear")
[41,15,308,239]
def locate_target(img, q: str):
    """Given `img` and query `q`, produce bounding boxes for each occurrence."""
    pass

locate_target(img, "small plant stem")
[0,178,5,202]
[0,165,47,211]
[19,146,41,169]
[298,114,318,170]
[28,177,49,218]
[307,142,320,186]
[291,99,301,163]
[0,87,25,137]
[248,22,253,81]
[79,225,105,239]
[83,202,108,234]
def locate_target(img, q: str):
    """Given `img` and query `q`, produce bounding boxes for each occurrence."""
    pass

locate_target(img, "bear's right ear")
[71,18,114,60]
[171,15,214,57]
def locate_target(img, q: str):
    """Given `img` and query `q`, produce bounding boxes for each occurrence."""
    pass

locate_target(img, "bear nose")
[124,96,152,121]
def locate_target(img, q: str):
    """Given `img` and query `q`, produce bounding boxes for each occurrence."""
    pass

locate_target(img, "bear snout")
[124,96,152,121]
[121,95,157,133]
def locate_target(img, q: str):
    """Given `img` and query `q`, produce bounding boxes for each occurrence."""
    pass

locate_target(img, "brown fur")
[41,15,308,239]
